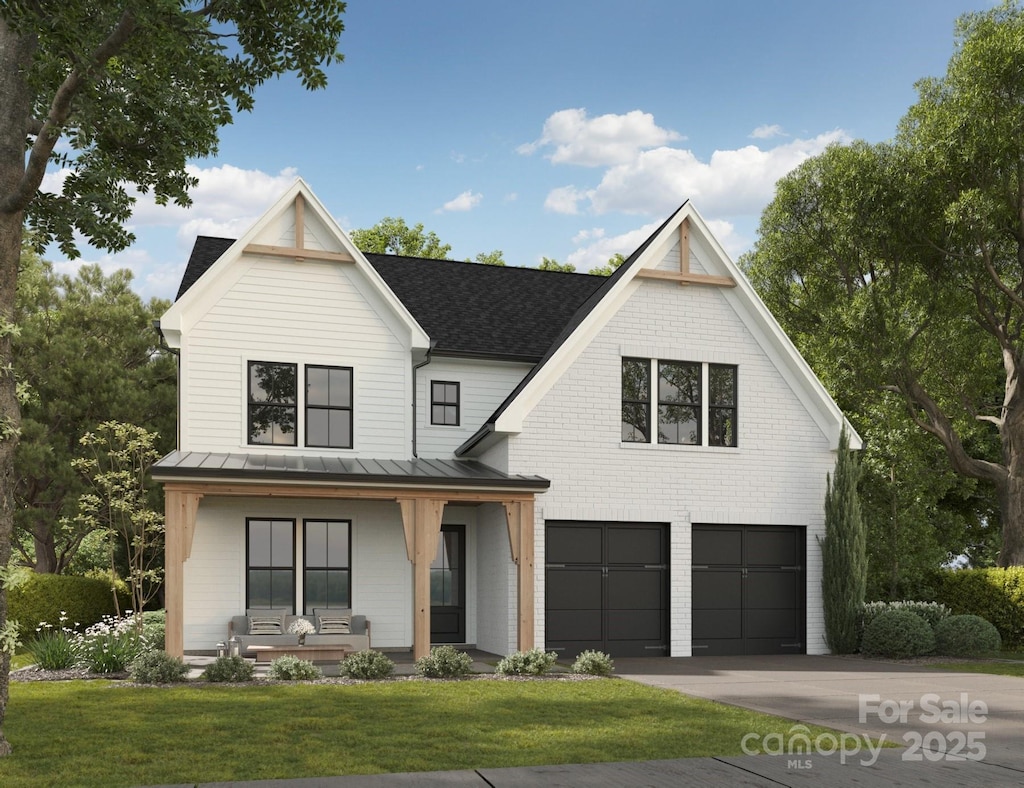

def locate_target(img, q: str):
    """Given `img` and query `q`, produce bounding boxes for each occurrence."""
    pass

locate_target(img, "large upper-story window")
[306,365,353,448]
[248,362,297,445]
[623,358,738,447]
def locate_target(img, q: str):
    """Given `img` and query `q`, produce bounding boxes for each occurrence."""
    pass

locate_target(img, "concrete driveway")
[617,654,1024,775]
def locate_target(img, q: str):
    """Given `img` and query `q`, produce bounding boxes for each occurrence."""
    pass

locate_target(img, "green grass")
[0,678,842,787]
[929,661,1024,677]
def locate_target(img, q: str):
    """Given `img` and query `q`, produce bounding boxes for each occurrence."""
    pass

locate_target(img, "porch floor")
[182,648,506,679]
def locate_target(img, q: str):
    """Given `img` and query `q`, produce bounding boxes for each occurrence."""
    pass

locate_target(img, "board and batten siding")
[416,358,533,458]
[181,256,413,458]
[505,240,835,657]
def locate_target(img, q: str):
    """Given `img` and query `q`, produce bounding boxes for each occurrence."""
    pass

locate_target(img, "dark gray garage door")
[545,521,668,658]
[692,525,805,656]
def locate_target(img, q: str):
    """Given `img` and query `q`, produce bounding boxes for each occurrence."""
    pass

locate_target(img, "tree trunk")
[0,18,36,757]
[999,442,1024,566]
[32,525,58,574]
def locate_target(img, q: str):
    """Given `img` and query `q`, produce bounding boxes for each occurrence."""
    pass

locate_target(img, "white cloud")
[439,190,483,213]
[750,124,786,140]
[503,192,518,202]
[573,130,849,218]
[518,108,682,167]
[544,185,591,215]
[565,222,660,273]
[572,227,605,244]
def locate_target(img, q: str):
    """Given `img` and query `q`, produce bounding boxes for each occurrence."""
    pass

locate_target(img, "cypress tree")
[820,428,867,653]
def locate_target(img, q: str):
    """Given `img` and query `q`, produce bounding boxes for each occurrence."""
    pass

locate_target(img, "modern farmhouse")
[153,179,857,661]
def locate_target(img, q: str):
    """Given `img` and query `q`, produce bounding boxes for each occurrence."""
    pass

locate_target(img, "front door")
[430,525,466,643]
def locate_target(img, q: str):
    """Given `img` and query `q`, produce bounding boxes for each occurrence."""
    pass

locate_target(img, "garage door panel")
[607,569,665,609]
[546,569,602,610]
[607,525,664,565]
[693,609,741,640]
[547,525,603,565]
[745,571,797,609]
[692,525,805,657]
[692,570,742,609]
[545,521,667,659]
[693,528,742,566]
[546,610,602,642]
[746,529,800,567]
[608,609,664,641]
[744,609,800,639]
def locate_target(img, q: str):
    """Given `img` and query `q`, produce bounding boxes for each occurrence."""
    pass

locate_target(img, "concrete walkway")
[160,655,1024,787]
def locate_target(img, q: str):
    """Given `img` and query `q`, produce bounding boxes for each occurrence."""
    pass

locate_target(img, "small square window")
[430,381,460,426]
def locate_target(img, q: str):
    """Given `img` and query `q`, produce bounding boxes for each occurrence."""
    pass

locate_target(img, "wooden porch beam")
[503,500,535,652]
[165,489,202,658]
[397,496,446,659]
[161,481,537,504]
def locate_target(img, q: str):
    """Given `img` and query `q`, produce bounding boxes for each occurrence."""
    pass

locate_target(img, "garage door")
[692,525,805,656]
[545,522,668,658]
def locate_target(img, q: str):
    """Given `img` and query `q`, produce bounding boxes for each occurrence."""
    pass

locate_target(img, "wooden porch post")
[164,488,201,658]
[504,499,535,652]
[398,497,445,659]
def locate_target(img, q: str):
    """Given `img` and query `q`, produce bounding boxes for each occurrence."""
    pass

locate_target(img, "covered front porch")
[153,452,549,660]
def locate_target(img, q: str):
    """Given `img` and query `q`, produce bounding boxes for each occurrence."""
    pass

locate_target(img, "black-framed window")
[621,358,651,442]
[303,520,351,614]
[709,364,738,447]
[248,361,297,445]
[430,381,460,426]
[658,361,701,445]
[246,519,295,610]
[306,365,353,448]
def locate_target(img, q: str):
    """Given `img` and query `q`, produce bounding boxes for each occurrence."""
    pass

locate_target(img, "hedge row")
[7,573,130,638]
[928,568,1024,649]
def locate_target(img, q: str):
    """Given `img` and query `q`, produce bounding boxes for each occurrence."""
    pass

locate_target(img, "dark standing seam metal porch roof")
[151,451,550,490]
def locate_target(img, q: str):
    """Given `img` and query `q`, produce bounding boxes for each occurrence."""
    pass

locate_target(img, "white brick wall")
[507,272,834,656]
[474,503,514,655]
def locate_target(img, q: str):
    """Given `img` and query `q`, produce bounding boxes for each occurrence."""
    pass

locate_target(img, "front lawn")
[0,678,839,787]
[928,661,1024,677]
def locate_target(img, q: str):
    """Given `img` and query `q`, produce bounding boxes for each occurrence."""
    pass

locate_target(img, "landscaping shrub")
[859,600,951,646]
[140,610,166,650]
[571,650,615,676]
[7,573,127,637]
[495,648,558,676]
[76,614,149,673]
[267,655,323,681]
[861,610,935,658]
[414,645,473,678]
[934,615,1002,657]
[130,650,189,683]
[202,655,255,682]
[930,567,1024,649]
[26,614,77,670]
[338,649,394,680]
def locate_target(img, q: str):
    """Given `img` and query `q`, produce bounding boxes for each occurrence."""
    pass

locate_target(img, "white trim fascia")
[160,179,430,352]
[493,202,861,451]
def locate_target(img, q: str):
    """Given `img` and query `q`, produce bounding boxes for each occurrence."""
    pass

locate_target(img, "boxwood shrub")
[934,615,1002,657]
[414,645,473,678]
[130,650,190,684]
[496,648,558,676]
[339,649,394,680]
[203,655,255,682]
[861,610,935,658]
[8,572,128,638]
[267,655,323,681]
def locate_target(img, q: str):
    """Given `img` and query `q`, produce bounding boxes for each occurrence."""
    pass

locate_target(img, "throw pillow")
[317,615,351,635]
[248,616,284,635]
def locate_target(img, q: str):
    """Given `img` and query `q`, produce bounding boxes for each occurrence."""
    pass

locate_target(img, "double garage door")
[545,522,805,658]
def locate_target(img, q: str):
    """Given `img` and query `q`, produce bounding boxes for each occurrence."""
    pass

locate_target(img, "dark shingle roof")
[176,238,604,361]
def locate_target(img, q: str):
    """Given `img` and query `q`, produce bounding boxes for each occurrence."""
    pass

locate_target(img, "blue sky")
[45,0,997,301]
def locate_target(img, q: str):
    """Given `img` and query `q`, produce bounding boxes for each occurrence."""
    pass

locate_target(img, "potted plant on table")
[288,618,316,646]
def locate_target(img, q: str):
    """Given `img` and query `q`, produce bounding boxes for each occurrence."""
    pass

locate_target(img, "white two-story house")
[153,179,857,660]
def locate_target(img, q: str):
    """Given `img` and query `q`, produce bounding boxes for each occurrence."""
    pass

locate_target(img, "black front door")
[430,525,465,643]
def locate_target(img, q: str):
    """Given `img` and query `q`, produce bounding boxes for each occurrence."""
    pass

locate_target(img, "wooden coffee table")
[248,644,351,663]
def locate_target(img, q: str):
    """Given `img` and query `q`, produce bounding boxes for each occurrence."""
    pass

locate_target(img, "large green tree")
[14,252,174,575]
[0,0,345,756]
[351,217,452,259]
[745,3,1024,568]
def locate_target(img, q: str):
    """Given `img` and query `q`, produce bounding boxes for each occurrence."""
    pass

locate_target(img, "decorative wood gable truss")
[243,192,356,264]
[634,218,737,288]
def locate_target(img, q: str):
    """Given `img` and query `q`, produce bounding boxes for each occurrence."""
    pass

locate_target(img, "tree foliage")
[745,2,1024,568]
[539,257,575,273]
[589,253,626,277]
[0,0,346,757]
[820,429,867,653]
[14,249,174,574]
[474,249,506,266]
[351,217,452,259]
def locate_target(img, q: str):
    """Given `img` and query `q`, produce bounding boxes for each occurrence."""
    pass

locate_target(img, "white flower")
[288,619,316,636]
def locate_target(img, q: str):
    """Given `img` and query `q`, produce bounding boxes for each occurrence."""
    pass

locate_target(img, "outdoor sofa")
[228,608,371,655]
